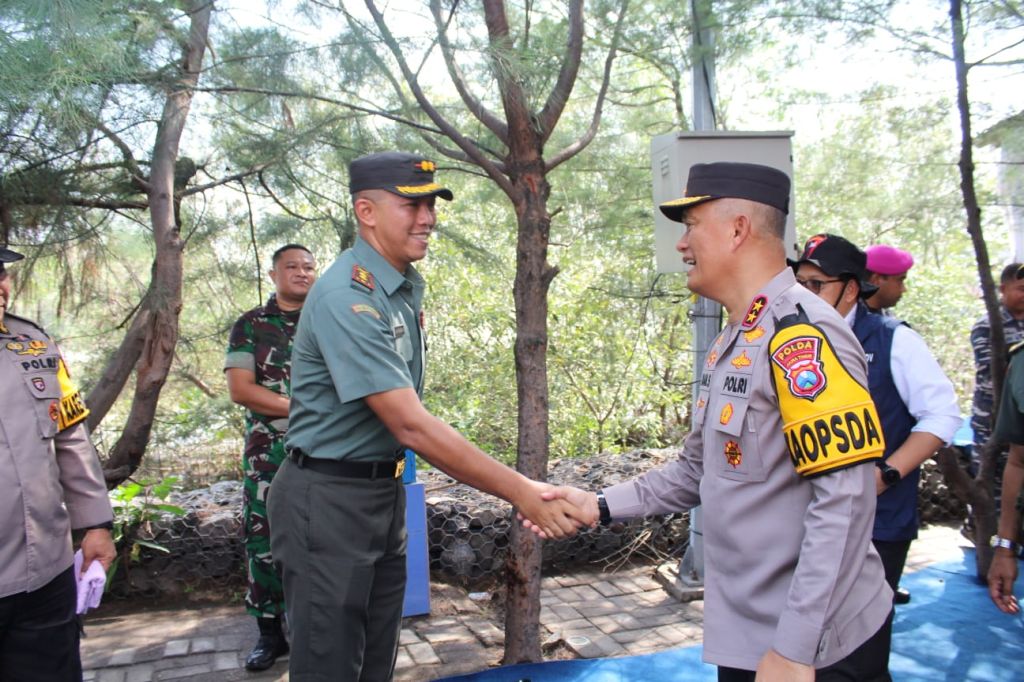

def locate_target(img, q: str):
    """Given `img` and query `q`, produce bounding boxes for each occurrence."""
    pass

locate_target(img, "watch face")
[882,466,900,485]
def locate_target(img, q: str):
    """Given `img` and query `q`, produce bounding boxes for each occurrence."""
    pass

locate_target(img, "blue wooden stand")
[402,451,430,617]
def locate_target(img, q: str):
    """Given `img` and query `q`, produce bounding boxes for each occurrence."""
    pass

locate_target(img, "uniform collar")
[265,294,283,315]
[736,267,797,329]
[263,293,299,316]
[353,237,424,296]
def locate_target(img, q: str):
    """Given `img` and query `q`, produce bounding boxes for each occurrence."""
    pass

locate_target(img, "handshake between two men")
[516,484,599,539]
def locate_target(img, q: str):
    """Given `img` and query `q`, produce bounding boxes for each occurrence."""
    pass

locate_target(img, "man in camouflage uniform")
[969,263,1024,518]
[225,244,317,671]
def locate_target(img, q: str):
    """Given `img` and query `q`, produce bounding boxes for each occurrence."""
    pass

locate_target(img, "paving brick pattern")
[81,524,966,681]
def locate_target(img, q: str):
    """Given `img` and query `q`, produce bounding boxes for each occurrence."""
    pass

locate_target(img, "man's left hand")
[755,649,814,682]
[81,528,117,573]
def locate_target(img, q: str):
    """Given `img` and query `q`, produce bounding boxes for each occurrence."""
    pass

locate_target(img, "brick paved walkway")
[81,523,968,681]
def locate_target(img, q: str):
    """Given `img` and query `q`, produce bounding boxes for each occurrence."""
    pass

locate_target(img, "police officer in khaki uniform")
[268,152,586,681]
[536,163,893,681]
[0,244,116,680]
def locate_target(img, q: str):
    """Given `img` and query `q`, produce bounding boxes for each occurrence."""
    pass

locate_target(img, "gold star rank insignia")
[742,295,768,329]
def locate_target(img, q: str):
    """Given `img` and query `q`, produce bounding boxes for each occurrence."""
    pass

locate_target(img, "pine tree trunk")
[101,0,212,487]
[949,0,999,578]
[503,163,558,663]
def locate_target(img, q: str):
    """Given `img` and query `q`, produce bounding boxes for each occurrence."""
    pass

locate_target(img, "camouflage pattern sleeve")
[225,314,256,374]
[970,316,993,446]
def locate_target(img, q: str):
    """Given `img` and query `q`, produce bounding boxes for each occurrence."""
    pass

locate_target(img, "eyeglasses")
[796,277,845,294]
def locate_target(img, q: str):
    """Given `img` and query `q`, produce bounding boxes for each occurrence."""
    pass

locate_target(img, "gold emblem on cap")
[396,182,443,195]
[415,160,435,172]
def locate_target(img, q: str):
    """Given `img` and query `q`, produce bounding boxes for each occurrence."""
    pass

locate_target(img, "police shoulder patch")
[55,358,89,431]
[769,319,884,478]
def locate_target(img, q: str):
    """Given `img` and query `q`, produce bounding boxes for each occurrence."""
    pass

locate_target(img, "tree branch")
[363,0,516,198]
[546,0,629,172]
[193,85,444,135]
[536,0,584,142]
[180,162,271,197]
[483,0,534,160]
[95,121,151,192]
[429,0,509,142]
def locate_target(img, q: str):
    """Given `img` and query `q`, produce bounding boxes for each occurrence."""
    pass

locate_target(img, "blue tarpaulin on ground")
[437,549,1024,681]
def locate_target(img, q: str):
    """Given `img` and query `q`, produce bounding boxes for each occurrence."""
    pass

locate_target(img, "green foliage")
[3,0,1018,483]
[107,475,185,586]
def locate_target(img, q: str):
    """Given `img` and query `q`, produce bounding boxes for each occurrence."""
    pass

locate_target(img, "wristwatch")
[596,493,612,527]
[880,463,901,487]
[991,536,1020,554]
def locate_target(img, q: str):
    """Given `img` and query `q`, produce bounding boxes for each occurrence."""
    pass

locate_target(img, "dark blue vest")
[853,303,919,541]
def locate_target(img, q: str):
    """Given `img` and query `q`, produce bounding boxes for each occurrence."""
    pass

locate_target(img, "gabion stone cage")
[107,450,966,597]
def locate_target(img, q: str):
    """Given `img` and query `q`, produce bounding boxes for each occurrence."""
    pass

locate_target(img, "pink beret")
[865,244,914,276]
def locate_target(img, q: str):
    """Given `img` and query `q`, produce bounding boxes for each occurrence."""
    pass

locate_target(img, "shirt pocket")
[710,400,767,483]
[23,372,60,439]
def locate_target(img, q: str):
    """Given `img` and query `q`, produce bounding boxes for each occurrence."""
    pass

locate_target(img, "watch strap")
[596,493,612,526]
[991,536,1020,553]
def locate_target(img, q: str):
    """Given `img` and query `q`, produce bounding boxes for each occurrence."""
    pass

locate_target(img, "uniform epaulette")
[0,311,47,335]
[351,265,375,293]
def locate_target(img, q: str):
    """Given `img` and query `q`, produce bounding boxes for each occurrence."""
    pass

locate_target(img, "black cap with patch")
[659,161,790,222]
[0,244,24,274]
[790,233,878,298]
[349,151,453,201]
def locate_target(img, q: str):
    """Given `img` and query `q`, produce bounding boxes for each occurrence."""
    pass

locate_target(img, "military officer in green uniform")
[268,152,586,681]
[225,243,317,671]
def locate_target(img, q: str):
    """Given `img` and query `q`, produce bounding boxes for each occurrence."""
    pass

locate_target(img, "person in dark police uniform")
[268,152,586,681]
[0,244,116,680]
[533,163,893,682]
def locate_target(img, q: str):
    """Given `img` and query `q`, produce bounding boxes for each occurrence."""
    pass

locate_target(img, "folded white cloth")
[73,549,107,615]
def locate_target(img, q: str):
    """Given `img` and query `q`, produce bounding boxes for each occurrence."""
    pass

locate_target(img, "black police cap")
[659,161,791,222]
[349,152,453,200]
[0,244,24,274]
[790,233,878,299]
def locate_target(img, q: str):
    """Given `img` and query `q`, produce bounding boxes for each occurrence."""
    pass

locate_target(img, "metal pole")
[677,0,720,589]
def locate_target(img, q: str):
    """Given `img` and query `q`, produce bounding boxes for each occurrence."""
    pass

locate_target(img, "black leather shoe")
[244,635,289,671]
[893,587,911,604]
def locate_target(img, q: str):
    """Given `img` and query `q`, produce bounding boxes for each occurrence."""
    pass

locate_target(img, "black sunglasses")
[796,277,846,294]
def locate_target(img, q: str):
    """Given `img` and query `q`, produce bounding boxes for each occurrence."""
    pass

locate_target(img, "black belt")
[288,448,405,480]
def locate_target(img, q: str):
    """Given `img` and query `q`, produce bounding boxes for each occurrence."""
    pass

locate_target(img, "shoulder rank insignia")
[351,265,375,292]
[742,295,768,329]
[769,316,884,478]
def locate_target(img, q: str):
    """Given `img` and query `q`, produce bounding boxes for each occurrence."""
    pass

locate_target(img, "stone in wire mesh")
[105,451,964,598]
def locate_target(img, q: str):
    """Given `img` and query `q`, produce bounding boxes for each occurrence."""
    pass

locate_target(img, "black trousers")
[872,538,912,594]
[269,457,407,682]
[0,566,82,682]
[718,610,893,682]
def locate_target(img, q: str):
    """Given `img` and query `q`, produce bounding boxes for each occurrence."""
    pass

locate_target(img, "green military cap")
[349,151,454,201]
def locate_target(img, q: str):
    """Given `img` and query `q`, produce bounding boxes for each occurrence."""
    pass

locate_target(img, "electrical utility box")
[650,131,797,273]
